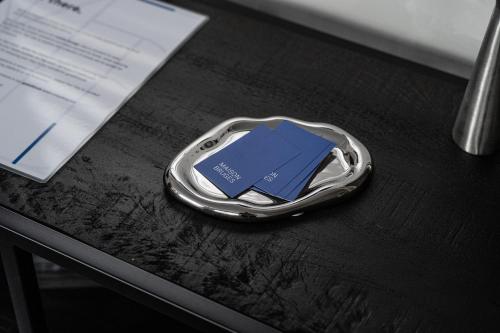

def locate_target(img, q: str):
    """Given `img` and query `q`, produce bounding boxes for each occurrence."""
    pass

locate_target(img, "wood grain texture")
[1,0,500,331]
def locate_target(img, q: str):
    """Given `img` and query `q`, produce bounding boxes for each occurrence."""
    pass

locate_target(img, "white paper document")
[0,0,207,182]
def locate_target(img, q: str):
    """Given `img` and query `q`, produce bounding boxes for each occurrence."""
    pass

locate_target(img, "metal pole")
[452,1,500,155]
[1,246,47,333]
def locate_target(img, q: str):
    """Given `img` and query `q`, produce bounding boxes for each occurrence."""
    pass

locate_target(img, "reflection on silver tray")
[164,117,373,221]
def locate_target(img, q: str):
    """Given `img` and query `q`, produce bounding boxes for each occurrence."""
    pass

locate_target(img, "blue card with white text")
[194,125,300,198]
[255,121,333,196]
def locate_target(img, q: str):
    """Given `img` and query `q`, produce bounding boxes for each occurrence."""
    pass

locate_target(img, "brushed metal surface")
[164,117,372,221]
[228,0,495,78]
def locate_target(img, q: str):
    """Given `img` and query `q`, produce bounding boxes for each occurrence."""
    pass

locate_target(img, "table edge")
[0,205,280,333]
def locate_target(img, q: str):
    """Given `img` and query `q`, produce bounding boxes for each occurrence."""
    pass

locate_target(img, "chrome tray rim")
[164,116,372,222]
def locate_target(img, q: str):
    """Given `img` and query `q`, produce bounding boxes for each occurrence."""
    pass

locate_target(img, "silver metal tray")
[164,117,373,221]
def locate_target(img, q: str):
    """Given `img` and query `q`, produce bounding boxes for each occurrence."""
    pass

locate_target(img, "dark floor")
[0,259,199,333]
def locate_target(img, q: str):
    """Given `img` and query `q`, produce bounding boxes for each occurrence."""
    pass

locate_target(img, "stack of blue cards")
[194,121,336,201]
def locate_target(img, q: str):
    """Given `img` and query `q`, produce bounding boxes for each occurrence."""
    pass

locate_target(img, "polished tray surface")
[164,117,372,221]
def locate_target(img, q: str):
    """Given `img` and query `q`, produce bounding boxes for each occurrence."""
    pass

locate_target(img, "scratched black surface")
[1,0,500,332]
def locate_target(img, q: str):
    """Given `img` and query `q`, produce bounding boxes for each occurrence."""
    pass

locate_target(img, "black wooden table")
[1,1,500,332]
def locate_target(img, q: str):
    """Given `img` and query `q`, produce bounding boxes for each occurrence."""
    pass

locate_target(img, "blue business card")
[194,125,300,198]
[277,142,335,201]
[254,121,333,197]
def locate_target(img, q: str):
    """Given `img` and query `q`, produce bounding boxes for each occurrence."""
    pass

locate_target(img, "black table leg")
[1,246,47,333]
